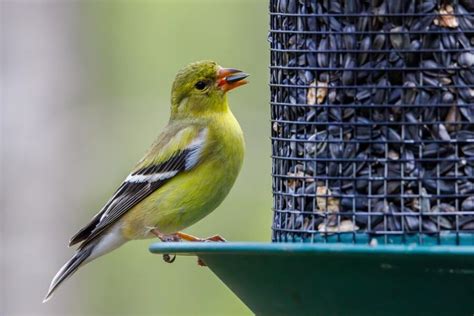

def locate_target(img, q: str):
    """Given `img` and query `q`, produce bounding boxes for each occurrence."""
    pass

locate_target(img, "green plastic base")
[150,242,474,316]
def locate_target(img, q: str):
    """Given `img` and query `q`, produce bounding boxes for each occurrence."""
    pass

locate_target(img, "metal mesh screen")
[269,0,474,244]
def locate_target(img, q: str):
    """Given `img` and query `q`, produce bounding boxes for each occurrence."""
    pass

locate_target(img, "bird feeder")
[151,1,474,315]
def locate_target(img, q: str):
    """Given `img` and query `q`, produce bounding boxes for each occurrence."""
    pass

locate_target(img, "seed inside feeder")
[316,186,340,214]
[270,0,474,243]
[307,80,328,105]
[434,4,459,28]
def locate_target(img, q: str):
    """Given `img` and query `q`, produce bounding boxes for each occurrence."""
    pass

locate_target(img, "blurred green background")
[2,1,269,315]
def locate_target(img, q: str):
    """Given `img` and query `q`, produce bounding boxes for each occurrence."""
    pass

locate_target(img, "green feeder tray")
[150,242,474,316]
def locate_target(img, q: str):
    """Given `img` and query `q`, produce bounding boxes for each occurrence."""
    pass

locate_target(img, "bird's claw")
[151,229,180,242]
[194,235,225,267]
[162,254,176,263]
[162,235,181,242]
[203,234,226,242]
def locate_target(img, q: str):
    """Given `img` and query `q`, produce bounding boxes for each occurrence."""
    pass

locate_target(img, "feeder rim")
[149,241,474,256]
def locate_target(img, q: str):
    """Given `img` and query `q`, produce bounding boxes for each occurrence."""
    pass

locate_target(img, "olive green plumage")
[44,60,247,302]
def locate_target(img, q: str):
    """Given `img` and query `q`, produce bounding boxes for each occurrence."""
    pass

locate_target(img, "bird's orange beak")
[216,67,249,92]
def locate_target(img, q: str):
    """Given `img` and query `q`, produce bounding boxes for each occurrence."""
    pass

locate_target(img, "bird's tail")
[44,225,126,302]
[43,243,94,303]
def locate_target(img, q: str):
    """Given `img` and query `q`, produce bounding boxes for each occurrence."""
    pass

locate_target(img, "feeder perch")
[152,0,474,314]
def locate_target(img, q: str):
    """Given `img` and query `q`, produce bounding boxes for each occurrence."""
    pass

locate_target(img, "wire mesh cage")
[269,0,474,245]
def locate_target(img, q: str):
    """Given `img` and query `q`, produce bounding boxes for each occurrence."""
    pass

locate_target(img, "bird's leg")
[150,229,179,264]
[175,232,227,242]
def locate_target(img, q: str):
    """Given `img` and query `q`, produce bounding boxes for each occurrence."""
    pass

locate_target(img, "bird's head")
[170,60,248,119]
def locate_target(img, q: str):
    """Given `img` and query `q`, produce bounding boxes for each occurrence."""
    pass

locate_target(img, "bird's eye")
[195,81,207,90]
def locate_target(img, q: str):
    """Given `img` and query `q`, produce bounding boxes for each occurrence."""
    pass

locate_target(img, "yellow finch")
[44,60,248,302]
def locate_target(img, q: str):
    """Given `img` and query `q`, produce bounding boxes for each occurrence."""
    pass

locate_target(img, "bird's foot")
[150,229,179,264]
[150,229,180,242]
[151,229,225,266]
[175,232,227,243]
[174,232,226,267]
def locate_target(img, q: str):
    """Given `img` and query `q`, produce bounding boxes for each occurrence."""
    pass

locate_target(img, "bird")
[44,60,248,302]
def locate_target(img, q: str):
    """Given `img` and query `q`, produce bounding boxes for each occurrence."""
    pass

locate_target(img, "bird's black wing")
[69,127,208,247]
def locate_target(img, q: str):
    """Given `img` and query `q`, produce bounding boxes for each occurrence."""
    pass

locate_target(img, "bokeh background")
[1,1,269,315]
